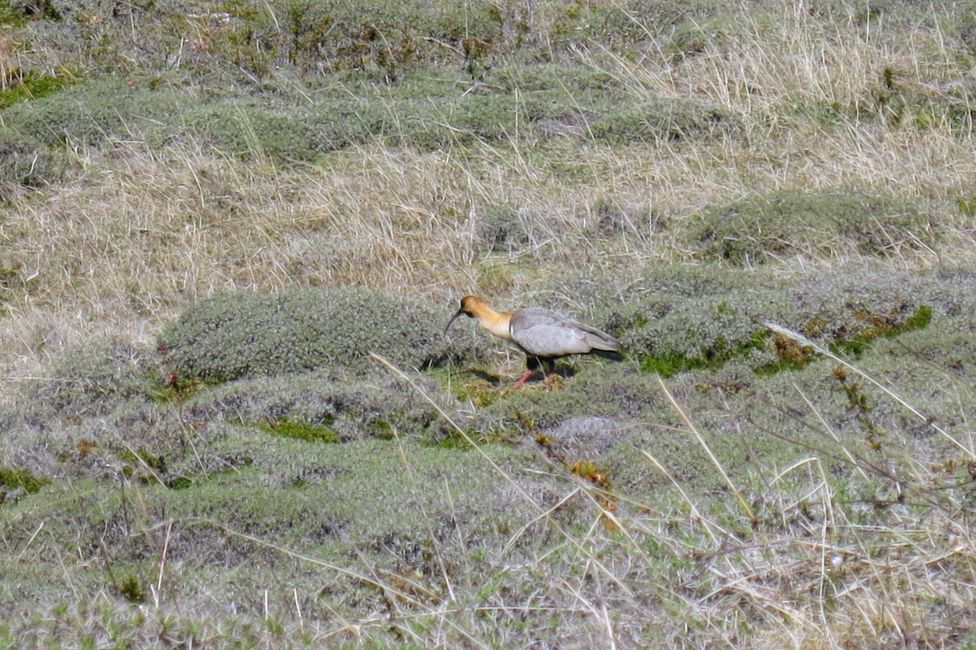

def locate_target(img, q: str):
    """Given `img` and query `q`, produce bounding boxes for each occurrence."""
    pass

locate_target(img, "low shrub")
[589,96,741,143]
[159,286,454,381]
[687,189,938,265]
[34,337,154,417]
[0,128,62,194]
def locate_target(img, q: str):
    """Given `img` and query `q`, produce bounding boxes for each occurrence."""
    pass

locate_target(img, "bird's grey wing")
[514,308,620,352]
[510,308,596,357]
[570,320,621,351]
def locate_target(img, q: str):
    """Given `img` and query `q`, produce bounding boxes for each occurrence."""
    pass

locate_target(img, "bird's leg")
[513,356,541,387]
[545,359,557,380]
[512,368,535,388]
[542,359,565,389]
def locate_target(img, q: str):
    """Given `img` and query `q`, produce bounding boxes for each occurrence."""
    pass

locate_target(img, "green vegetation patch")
[0,69,77,109]
[540,264,965,380]
[184,367,442,442]
[688,189,939,265]
[0,0,26,25]
[1,76,182,147]
[256,417,339,444]
[159,286,454,382]
[221,0,506,78]
[0,466,50,494]
[830,303,932,357]
[0,61,740,167]
[589,96,741,143]
[0,128,63,193]
[599,269,792,375]
[640,329,768,377]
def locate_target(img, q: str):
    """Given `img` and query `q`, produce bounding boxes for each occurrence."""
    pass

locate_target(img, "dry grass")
[0,29,19,92]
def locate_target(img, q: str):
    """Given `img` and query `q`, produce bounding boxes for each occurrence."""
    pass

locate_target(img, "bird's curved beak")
[444,308,464,336]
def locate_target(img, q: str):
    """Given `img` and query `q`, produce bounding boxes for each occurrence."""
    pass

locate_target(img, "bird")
[445,295,622,387]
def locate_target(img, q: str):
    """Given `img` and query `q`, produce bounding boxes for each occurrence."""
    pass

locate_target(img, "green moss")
[640,353,710,377]
[146,373,212,405]
[117,447,165,472]
[831,303,933,357]
[639,329,768,377]
[0,68,77,109]
[905,304,934,329]
[257,417,339,444]
[0,467,51,494]
[427,425,518,450]
[0,0,25,25]
[167,476,194,490]
[1,76,184,148]
[368,418,395,439]
[116,574,145,604]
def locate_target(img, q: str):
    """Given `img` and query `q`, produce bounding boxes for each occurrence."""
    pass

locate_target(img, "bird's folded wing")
[510,308,612,356]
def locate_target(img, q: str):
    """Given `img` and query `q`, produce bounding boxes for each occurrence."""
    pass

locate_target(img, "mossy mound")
[589,96,741,143]
[185,99,333,162]
[548,265,791,374]
[32,337,155,417]
[1,77,180,147]
[158,287,454,382]
[1,436,576,622]
[164,433,562,550]
[477,362,664,431]
[182,367,445,442]
[0,60,743,170]
[0,128,62,194]
[687,189,939,265]
[538,264,972,377]
[786,265,946,352]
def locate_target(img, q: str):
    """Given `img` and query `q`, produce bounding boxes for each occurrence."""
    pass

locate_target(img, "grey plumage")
[509,308,620,358]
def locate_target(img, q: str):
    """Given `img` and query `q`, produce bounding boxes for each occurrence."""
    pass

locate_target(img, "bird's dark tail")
[593,349,625,362]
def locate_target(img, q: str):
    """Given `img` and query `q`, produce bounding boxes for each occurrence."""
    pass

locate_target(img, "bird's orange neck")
[468,302,513,340]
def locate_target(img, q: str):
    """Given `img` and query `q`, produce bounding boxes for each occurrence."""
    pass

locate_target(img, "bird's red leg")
[513,367,535,387]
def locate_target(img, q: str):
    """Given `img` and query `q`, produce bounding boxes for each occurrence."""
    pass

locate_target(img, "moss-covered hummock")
[688,189,939,265]
[0,69,77,109]
[34,337,154,416]
[159,286,455,382]
[0,129,62,193]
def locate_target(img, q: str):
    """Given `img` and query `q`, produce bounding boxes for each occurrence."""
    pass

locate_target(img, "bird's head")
[445,295,488,334]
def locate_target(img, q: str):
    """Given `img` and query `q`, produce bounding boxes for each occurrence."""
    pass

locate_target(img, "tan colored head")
[445,295,489,334]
